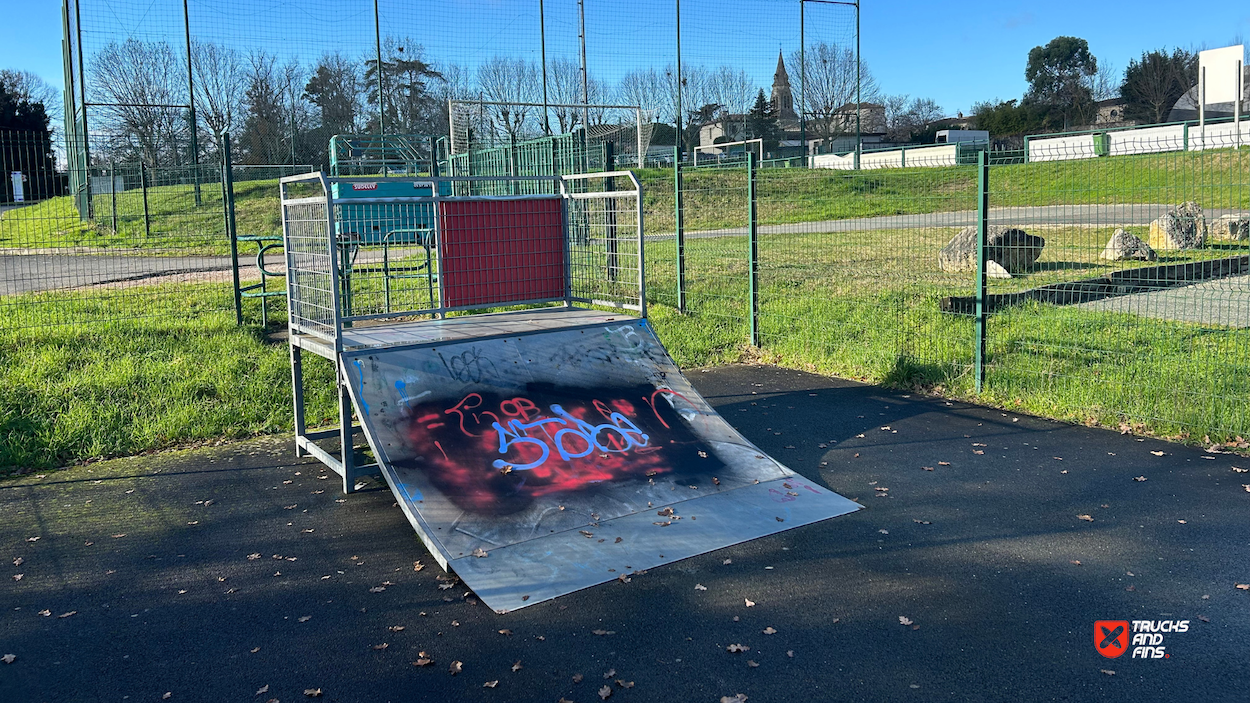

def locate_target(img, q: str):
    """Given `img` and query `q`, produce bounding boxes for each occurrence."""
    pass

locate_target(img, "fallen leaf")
[1198,615,1210,622]
[657,507,674,517]
[13,558,23,567]
[723,559,732,565]
[763,626,777,635]
[1071,560,1082,565]
[591,629,614,636]
[614,537,622,543]
[1150,451,1164,456]
[913,519,932,525]
[1100,669,1115,676]
[412,658,433,667]
[579,530,595,538]
[57,611,76,619]
[449,660,463,675]
[1126,585,1136,592]
[483,680,498,688]
[163,694,172,700]
[256,685,270,695]
[599,684,613,700]
[511,660,522,672]
[616,680,634,688]
[744,599,755,607]
[572,673,584,683]
[899,616,913,626]
[1,654,15,664]
[1236,583,1250,591]
[38,610,50,617]
[786,651,794,658]
[695,584,707,591]
[1077,514,1094,522]
[938,461,950,466]
[298,615,311,623]
[388,625,405,632]
[720,695,748,703]
[726,644,750,653]
[922,466,934,471]
[12,574,22,581]
[878,529,889,535]
[303,689,321,697]
[746,659,759,667]
[251,647,260,653]
[1177,520,1187,524]
[372,643,388,651]
[369,586,386,593]
[26,537,38,542]
[1133,476,1148,482]
[413,561,425,571]
[652,521,671,527]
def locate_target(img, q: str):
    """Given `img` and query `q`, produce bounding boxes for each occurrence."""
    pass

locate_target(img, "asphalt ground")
[2,364,1247,703]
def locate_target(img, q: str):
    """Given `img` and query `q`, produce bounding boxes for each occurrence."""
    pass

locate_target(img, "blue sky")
[2,0,1248,118]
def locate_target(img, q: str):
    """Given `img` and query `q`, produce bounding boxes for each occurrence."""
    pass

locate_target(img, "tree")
[972,99,1047,137]
[89,39,187,165]
[190,41,246,157]
[1120,48,1197,124]
[363,38,443,134]
[746,89,779,151]
[884,95,945,142]
[789,42,880,143]
[304,53,361,138]
[0,80,54,201]
[1024,36,1098,128]
[0,70,60,136]
[476,56,539,142]
[241,51,300,165]
[547,57,585,134]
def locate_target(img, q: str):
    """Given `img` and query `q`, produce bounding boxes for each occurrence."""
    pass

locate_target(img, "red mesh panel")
[438,198,566,309]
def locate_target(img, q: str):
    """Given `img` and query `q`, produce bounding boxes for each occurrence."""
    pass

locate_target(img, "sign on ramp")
[341,317,860,612]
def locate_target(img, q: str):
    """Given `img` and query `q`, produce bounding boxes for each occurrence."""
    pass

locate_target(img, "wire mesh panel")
[981,137,1250,439]
[563,172,644,312]
[280,174,337,341]
[755,162,979,384]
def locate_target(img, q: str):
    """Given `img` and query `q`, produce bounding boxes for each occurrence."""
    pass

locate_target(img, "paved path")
[649,204,1245,241]
[3,365,1245,702]
[1079,274,1250,327]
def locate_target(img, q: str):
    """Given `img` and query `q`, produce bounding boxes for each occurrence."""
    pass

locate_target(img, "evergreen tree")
[747,89,779,151]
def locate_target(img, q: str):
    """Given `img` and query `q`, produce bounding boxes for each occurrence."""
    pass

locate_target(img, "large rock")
[1099,228,1156,261]
[1209,214,1249,241]
[1148,201,1206,250]
[938,225,1045,273]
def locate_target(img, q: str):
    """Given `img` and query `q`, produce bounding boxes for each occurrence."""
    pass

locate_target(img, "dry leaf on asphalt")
[162,694,171,700]
[247,553,261,560]
[472,548,488,558]
[298,615,311,623]
[369,586,386,593]
[256,685,269,695]
[592,629,615,636]
[938,461,950,466]
[372,643,388,650]
[498,629,512,636]
[726,644,750,653]
[1133,476,1147,482]
[57,611,76,619]
[616,680,634,688]
[412,657,433,667]
[1178,520,1187,524]
[1077,515,1094,522]
[1150,451,1165,456]
[449,660,463,675]
[744,599,755,607]
[12,558,22,566]
[695,584,707,591]
[1,654,15,664]
[511,660,522,672]
[721,695,749,703]
[388,625,405,632]
[1198,615,1210,622]
[572,673,584,683]
[483,680,498,688]
[1235,584,1250,591]
[1100,669,1115,676]
[303,689,322,697]
[598,684,613,700]
[746,660,759,668]
[763,627,777,635]
[899,616,914,626]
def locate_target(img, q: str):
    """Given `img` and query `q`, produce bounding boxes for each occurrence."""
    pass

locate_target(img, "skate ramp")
[340,315,860,612]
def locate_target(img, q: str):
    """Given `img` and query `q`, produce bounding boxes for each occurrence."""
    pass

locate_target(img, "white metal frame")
[278,171,645,492]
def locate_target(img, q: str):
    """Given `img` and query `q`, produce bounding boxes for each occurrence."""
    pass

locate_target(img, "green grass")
[0,284,336,471]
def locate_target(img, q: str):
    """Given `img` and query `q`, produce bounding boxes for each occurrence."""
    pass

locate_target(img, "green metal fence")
[657,140,1250,442]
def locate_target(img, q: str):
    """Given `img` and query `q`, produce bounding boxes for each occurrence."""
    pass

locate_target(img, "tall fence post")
[140,162,151,240]
[747,152,759,347]
[974,150,989,393]
[109,161,118,233]
[222,133,242,326]
[675,148,686,312]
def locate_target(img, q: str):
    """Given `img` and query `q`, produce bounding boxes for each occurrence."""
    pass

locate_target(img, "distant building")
[1093,98,1135,127]
[1168,66,1250,122]
[771,51,797,122]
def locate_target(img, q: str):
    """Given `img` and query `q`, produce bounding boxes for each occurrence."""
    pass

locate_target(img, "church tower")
[771,51,797,120]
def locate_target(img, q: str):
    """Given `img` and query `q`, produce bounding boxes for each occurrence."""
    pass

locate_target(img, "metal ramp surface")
[340,312,860,612]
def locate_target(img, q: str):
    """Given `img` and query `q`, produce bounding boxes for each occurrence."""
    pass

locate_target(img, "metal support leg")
[339,366,357,494]
[290,344,306,457]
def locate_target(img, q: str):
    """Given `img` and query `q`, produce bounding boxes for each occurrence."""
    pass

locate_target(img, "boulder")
[1147,201,1206,250]
[1209,214,1250,241]
[1099,228,1156,261]
[938,225,1045,273]
[985,260,1012,279]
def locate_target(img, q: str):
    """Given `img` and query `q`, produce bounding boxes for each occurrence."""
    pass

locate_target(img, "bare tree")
[790,42,880,143]
[708,66,755,118]
[363,37,443,134]
[619,67,671,124]
[476,56,539,142]
[1086,59,1121,102]
[89,39,187,165]
[547,57,585,133]
[304,52,363,137]
[884,94,945,142]
[240,51,288,164]
[190,41,246,157]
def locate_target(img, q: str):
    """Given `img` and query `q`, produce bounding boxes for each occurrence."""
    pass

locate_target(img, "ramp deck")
[339,309,860,612]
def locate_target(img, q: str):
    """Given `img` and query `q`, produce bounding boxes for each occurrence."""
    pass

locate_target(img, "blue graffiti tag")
[489,404,650,471]
[351,359,370,415]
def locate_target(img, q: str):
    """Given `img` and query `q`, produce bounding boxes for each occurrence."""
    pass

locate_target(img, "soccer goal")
[692,138,763,166]
[448,99,654,166]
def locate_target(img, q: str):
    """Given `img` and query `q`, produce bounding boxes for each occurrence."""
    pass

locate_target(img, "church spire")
[771,51,796,120]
